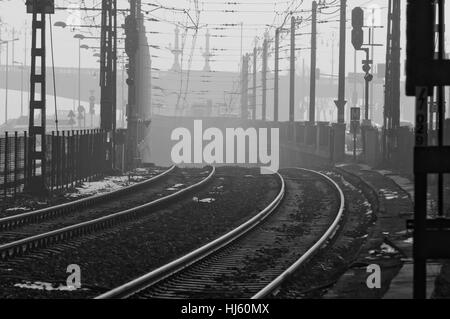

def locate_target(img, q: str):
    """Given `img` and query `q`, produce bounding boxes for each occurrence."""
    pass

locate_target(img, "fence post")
[62,131,66,189]
[51,131,55,192]
[71,131,75,188]
[4,131,9,199]
[23,131,27,189]
[75,130,79,185]
[57,130,61,190]
[14,132,18,198]
[89,130,95,181]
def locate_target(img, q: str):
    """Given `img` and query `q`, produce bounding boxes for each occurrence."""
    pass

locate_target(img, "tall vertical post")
[383,0,401,162]
[253,46,257,121]
[202,30,212,72]
[25,0,54,195]
[334,0,347,124]
[125,0,139,168]
[241,54,249,120]
[99,0,117,169]
[78,38,81,120]
[437,0,445,218]
[274,28,280,122]
[309,1,318,123]
[262,39,268,121]
[289,16,296,122]
[5,41,8,124]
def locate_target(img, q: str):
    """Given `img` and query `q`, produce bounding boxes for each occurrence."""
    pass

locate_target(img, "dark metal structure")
[406,0,450,299]
[309,1,317,123]
[382,0,401,163]
[25,0,54,195]
[99,0,117,170]
[100,0,117,132]
[334,0,347,124]
[125,0,139,168]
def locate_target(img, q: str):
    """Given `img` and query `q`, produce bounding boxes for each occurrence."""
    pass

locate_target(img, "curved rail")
[0,166,176,232]
[0,166,215,261]
[252,168,345,299]
[95,170,285,299]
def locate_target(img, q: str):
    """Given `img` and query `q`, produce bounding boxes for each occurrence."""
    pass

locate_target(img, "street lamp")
[0,38,19,125]
[74,34,85,116]
[53,21,101,30]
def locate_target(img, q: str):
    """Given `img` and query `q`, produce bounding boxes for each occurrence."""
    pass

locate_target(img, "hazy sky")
[0,0,414,76]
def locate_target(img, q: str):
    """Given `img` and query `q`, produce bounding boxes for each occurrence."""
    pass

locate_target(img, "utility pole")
[5,41,8,124]
[202,30,212,72]
[99,0,117,169]
[274,27,280,122]
[125,0,139,168]
[334,0,347,124]
[290,16,296,122]
[252,46,257,120]
[309,1,318,123]
[241,54,249,120]
[240,22,243,72]
[25,0,54,195]
[383,0,401,162]
[262,38,268,121]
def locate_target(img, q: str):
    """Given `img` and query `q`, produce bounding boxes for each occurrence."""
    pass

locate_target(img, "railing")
[0,129,111,202]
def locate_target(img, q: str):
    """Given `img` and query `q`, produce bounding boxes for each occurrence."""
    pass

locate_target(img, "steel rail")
[252,168,345,299]
[0,166,215,261]
[0,166,176,232]
[95,170,285,299]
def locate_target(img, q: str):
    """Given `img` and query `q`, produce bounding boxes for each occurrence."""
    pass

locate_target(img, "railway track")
[96,168,345,299]
[0,166,215,261]
[0,166,176,231]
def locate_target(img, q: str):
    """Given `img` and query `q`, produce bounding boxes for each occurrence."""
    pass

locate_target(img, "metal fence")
[1,129,110,202]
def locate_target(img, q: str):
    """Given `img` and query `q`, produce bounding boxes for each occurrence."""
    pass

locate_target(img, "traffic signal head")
[352,7,364,50]
[362,63,371,73]
[405,0,435,96]
[352,7,364,28]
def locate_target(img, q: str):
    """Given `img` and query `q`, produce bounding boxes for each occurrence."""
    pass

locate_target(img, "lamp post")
[74,34,85,115]
[0,38,19,124]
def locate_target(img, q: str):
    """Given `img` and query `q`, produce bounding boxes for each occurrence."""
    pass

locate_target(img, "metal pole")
[365,49,370,120]
[24,27,27,117]
[290,16,295,122]
[253,46,257,120]
[262,39,267,121]
[240,22,243,71]
[241,55,249,119]
[5,41,9,124]
[309,1,317,123]
[438,0,445,217]
[78,38,81,114]
[370,9,375,120]
[20,62,24,117]
[274,28,279,122]
[335,0,347,124]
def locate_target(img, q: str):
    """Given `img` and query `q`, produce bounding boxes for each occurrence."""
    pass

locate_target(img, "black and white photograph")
[0,0,449,309]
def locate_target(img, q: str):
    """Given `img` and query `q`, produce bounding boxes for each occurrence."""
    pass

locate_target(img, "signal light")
[352,7,364,51]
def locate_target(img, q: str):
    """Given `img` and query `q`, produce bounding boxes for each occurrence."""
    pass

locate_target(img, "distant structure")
[169,26,182,71]
[202,30,212,72]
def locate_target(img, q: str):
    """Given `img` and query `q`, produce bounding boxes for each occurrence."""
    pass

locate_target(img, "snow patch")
[14,281,86,291]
